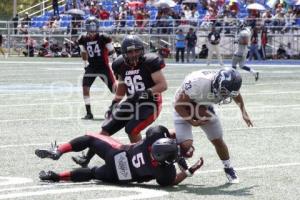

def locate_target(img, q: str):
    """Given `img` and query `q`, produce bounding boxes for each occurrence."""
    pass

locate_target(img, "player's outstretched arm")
[233,93,253,127]
[173,157,204,185]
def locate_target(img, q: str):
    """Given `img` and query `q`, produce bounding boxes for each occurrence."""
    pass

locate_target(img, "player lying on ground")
[35,125,203,186]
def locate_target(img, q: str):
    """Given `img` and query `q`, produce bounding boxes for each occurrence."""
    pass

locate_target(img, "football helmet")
[121,35,144,67]
[151,138,178,164]
[85,16,99,33]
[212,67,242,104]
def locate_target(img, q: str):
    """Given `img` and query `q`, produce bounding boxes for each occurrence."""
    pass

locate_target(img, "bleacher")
[27,0,300,31]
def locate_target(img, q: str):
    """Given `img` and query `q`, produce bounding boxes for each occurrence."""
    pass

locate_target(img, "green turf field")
[0,58,299,200]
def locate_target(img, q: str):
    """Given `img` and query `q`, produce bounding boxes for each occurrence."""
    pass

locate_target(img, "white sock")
[250,68,256,74]
[84,96,90,105]
[222,159,232,168]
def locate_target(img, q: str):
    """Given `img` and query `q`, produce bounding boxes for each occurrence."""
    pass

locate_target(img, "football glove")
[104,99,118,119]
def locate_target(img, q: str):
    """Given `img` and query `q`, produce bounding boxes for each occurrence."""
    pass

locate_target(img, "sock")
[222,159,232,169]
[70,168,94,182]
[242,66,256,75]
[59,171,71,181]
[58,143,72,153]
[84,96,92,114]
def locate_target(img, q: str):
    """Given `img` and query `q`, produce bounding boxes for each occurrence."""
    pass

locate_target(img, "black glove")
[131,88,153,102]
[104,100,118,119]
[188,157,204,175]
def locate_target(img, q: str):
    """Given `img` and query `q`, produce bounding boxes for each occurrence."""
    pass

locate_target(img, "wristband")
[185,168,193,177]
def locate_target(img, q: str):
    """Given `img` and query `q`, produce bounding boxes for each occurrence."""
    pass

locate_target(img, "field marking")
[0,177,32,186]
[0,185,168,200]
[196,162,300,175]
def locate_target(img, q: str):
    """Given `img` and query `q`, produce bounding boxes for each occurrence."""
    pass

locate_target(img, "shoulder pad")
[112,55,125,71]
[142,53,165,70]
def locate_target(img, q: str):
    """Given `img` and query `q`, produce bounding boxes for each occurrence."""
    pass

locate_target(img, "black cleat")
[255,72,259,81]
[35,142,61,160]
[82,113,94,120]
[39,170,60,182]
[72,154,89,168]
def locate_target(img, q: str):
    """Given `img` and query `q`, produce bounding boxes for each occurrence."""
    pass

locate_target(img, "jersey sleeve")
[112,55,124,78]
[144,53,165,73]
[77,34,85,46]
[100,33,112,44]
[155,164,176,186]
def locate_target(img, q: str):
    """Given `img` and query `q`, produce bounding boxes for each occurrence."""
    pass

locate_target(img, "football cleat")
[82,113,94,120]
[72,153,89,168]
[224,167,239,184]
[35,142,61,160]
[255,72,259,81]
[39,170,60,182]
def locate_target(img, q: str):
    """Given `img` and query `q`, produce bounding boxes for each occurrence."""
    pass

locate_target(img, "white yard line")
[0,185,169,200]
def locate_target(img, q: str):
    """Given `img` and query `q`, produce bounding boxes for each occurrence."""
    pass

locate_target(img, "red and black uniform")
[77,33,116,92]
[56,126,176,186]
[102,53,165,136]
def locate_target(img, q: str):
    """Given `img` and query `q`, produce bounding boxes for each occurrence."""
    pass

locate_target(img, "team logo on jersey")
[184,81,192,90]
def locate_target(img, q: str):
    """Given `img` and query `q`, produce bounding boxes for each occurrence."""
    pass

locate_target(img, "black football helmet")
[151,138,178,164]
[85,16,99,33]
[212,67,242,104]
[121,35,144,67]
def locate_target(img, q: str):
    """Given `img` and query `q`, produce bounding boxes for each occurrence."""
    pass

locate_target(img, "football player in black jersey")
[35,125,204,186]
[102,35,168,143]
[78,17,117,120]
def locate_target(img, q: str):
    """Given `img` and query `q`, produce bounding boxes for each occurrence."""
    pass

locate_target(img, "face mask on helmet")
[124,47,144,67]
[151,138,179,165]
[85,18,98,35]
[121,36,144,67]
[213,68,242,104]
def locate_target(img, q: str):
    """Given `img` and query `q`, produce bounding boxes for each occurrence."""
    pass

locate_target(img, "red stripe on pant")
[130,96,163,135]
[87,132,123,149]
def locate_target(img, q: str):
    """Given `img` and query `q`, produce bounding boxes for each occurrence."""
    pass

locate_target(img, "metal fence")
[0,19,300,58]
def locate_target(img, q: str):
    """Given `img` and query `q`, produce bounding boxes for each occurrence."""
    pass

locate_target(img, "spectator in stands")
[207,25,223,67]
[199,44,208,59]
[117,11,127,33]
[53,0,59,16]
[286,42,296,59]
[185,28,197,63]
[22,12,31,27]
[272,9,285,33]
[189,7,200,27]
[18,24,28,35]
[12,14,19,34]
[0,34,8,59]
[248,27,261,61]
[262,9,273,27]
[98,6,110,20]
[89,2,98,16]
[283,7,296,33]
[260,26,268,60]
[276,43,287,59]
[175,29,185,63]
[23,36,35,57]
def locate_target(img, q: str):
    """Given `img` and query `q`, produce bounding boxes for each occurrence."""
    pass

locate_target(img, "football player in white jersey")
[173,67,253,184]
[232,26,259,81]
